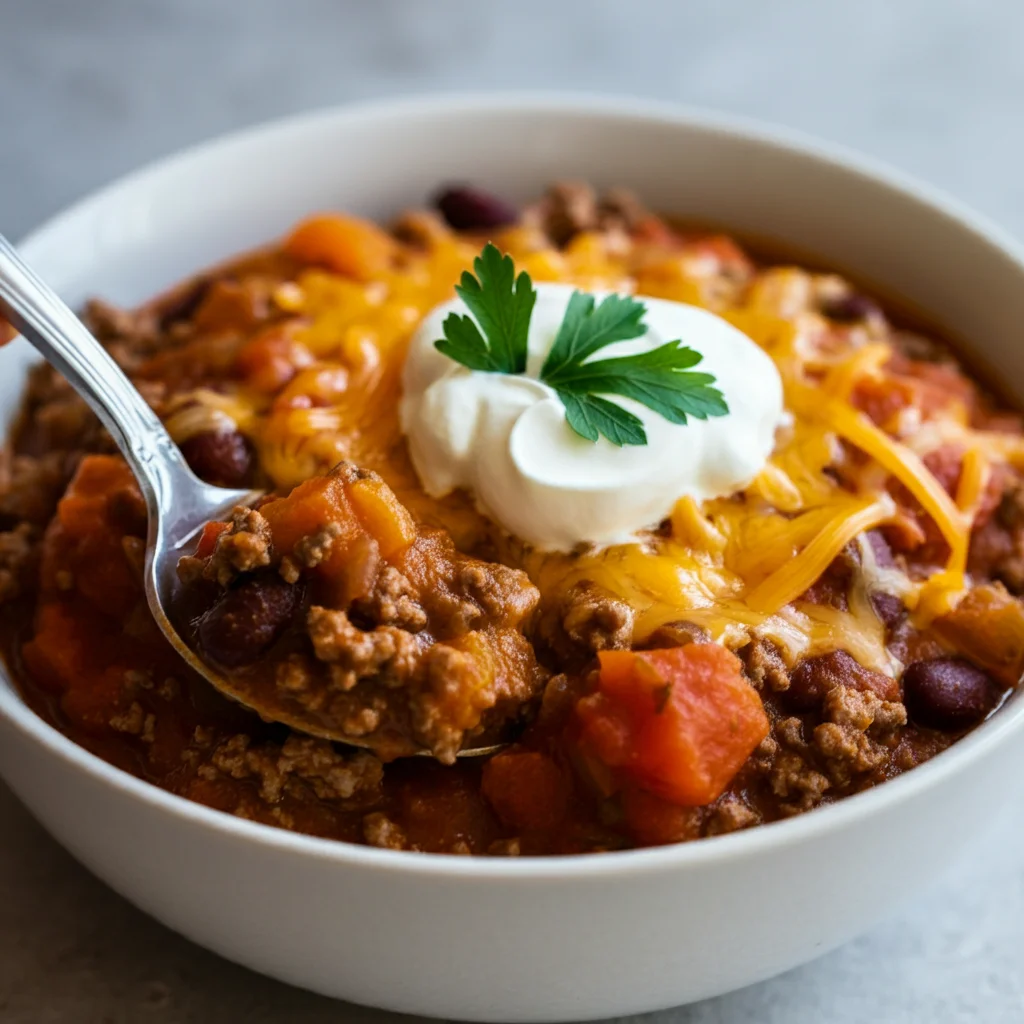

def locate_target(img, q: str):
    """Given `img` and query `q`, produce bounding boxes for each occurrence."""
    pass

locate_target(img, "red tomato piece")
[576,644,768,806]
[481,750,570,832]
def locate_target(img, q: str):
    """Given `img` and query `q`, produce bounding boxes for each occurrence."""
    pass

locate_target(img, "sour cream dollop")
[400,283,785,551]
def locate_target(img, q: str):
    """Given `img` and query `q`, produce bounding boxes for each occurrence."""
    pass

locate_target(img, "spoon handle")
[0,233,193,515]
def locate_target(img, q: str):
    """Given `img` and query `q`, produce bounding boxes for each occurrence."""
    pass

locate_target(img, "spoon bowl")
[0,233,498,758]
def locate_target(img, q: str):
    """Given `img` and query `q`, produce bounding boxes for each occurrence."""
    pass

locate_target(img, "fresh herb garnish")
[434,242,535,374]
[433,244,729,446]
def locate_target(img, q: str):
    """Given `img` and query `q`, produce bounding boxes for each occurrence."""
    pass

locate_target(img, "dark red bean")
[180,429,253,488]
[435,186,519,231]
[902,657,997,731]
[870,591,906,631]
[784,649,897,713]
[198,575,300,668]
[819,292,882,323]
[865,529,894,568]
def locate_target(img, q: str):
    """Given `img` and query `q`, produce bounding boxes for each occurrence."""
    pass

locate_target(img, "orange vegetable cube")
[622,787,700,846]
[57,455,138,537]
[284,214,395,281]
[260,467,416,575]
[481,750,570,832]
[260,472,360,557]
[195,520,231,559]
[577,644,768,806]
[347,475,416,559]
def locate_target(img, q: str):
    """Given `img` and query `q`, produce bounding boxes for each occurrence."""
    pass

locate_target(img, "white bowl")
[3,94,1024,1022]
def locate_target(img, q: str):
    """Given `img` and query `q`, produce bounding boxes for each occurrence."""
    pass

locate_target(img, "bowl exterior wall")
[0,708,1017,1021]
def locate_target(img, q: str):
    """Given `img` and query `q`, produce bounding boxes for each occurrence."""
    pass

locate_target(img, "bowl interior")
[5,94,1024,851]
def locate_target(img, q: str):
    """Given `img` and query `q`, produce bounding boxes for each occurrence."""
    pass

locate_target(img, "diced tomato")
[852,376,916,428]
[622,787,701,846]
[284,214,395,281]
[23,600,104,691]
[576,644,768,806]
[56,455,138,537]
[481,750,570,832]
[399,765,492,854]
[195,519,231,559]
[44,456,144,614]
[236,324,315,393]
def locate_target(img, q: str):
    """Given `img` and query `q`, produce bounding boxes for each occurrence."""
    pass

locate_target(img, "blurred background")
[3,1,1024,1022]
[5,0,1024,238]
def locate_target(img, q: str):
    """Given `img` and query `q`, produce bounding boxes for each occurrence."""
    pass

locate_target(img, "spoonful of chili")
[0,235,523,761]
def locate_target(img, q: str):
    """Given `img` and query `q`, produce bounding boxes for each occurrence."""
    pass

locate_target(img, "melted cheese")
[192,218,1019,676]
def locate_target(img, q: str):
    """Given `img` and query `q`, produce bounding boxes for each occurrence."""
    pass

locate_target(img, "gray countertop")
[3,1,1024,1020]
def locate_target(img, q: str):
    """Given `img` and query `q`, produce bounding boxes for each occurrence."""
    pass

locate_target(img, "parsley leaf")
[557,391,647,446]
[540,291,647,378]
[432,245,729,447]
[540,293,729,446]
[434,242,535,374]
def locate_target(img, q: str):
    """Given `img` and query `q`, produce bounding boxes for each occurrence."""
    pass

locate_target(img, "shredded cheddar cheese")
[191,216,1017,680]
[745,496,896,614]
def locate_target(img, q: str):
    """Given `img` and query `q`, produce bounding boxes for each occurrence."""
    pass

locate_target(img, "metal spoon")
[0,235,500,758]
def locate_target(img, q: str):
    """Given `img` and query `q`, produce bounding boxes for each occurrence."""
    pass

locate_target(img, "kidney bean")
[784,649,897,713]
[902,657,997,731]
[198,575,300,668]
[434,186,518,231]
[819,292,881,323]
[870,591,906,631]
[180,429,253,488]
[864,529,894,568]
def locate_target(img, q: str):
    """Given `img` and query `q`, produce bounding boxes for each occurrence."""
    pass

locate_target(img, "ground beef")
[0,451,79,526]
[0,524,36,604]
[292,523,342,569]
[812,685,906,788]
[83,297,160,349]
[542,580,634,662]
[523,181,649,250]
[704,795,760,836]
[769,749,831,815]
[740,636,791,692]
[391,209,452,248]
[363,811,408,850]
[197,733,383,806]
[181,506,273,587]
[642,620,711,649]
[306,606,421,693]
[351,565,427,632]
[487,838,523,856]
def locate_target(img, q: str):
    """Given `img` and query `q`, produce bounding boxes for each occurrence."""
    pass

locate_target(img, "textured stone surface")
[4,1,1024,1020]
